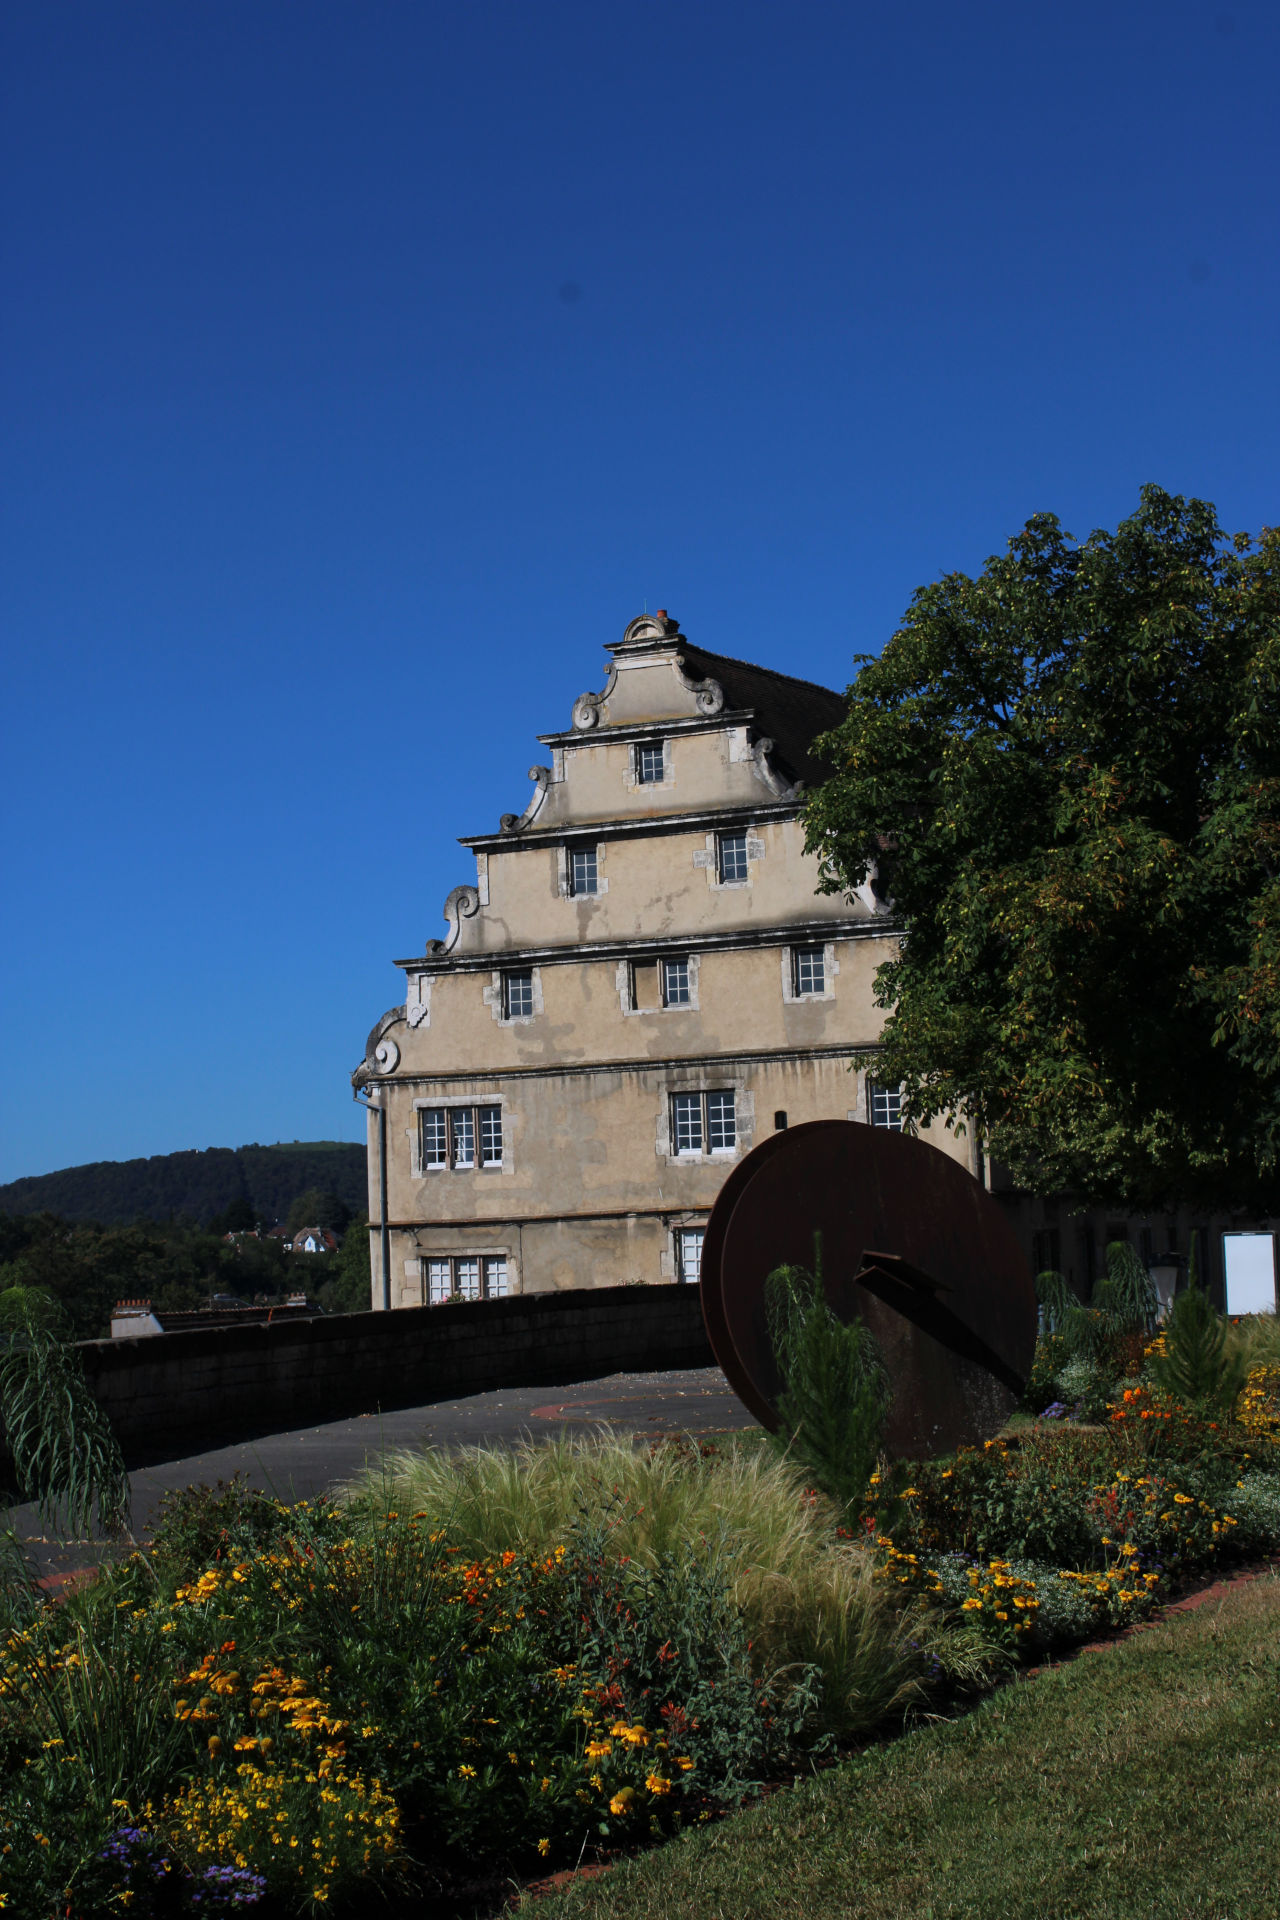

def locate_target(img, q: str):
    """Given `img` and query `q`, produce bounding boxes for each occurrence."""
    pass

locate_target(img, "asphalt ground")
[13,1365,760,1586]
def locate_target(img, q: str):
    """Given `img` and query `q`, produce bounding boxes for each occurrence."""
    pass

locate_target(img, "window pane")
[451,1107,475,1166]
[479,1106,503,1166]
[421,1109,448,1167]
[663,958,691,1006]
[636,743,664,784]
[570,847,598,895]
[484,1256,509,1298]
[870,1084,904,1131]
[455,1257,481,1300]
[672,1093,703,1153]
[427,1258,452,1305]
[718,831,748,883]
[794,946,825,994]
[678,1229,704,1285]
[706,1091,736,1152]
[504,969,534,1018]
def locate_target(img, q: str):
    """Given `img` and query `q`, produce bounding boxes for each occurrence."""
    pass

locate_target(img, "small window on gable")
[793,946,826,995]
[503,969,534,1019]
[717,830,749,884]
[569,846,599,896]
[636,741,665,784]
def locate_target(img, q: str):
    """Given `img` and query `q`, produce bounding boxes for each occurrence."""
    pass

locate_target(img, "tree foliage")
[804,486,1280,1210]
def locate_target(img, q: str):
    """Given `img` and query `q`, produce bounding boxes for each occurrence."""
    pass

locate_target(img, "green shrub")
[764,1243,889,1518]
[1151,1280,1247,1416]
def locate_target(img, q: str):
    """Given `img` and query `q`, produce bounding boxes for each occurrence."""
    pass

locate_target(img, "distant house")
[290,1226,340,1255]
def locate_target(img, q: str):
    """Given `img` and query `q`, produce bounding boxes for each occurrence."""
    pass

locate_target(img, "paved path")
[14,1366,758,1584]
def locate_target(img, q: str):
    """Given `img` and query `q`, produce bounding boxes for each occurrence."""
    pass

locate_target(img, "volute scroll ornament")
[571,691,603,730]
[374,1036,400,1073]
[500,765,552,832]
[425,884,481,956]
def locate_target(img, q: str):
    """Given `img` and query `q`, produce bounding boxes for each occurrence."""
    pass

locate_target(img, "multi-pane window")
[421,1105,504,1170]
[706,1090,736,1151]
[869,1083,904,1131]
[450,1107,475,1167]
[793,946,826,995]
[717,830,749,884]
[503,969,534,1018]
[421,1109,448,1168]
[678,1228,705,1285]
[671,1091,737,1155]
[426,1254,510,1305]
[662,957,691,1007]
[636,742,665,784]
[569,846,599,896]
[479,1106,504,1166]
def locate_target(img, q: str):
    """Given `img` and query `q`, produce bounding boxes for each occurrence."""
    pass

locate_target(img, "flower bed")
[5,1347,1280,1916]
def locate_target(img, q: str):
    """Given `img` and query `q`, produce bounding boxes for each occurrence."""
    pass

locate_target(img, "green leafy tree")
[765,1239,889,1516]
[285,1187,352,1237]
[318,1215,373,1315]
[803,486,1280,1210]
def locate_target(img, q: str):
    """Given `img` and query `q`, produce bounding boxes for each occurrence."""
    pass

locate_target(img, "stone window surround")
[694,826,766,891]
[655,1074,755,1165]
[483,966,545,1025]
[556,840,610,900]
[615,951,702,1016]
[780,940,839,1004]
[626,736,672,791]
[658,1214,710,1283]
[409,1094,512,1177]
[406,1246,520,1302]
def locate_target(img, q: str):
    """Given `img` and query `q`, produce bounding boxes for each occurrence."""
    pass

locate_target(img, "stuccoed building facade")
[352,612,977,1309]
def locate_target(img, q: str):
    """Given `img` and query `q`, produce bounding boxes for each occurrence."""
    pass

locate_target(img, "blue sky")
[2,0,1277,1184]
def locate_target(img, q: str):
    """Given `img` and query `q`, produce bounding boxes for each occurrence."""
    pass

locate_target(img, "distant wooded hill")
[0,1141,368,1228]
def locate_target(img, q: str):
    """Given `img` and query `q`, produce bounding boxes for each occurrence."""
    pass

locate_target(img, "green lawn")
[524,1571,1280,1920]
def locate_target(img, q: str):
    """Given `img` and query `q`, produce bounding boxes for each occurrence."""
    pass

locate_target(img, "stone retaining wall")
[79,1285,713,1466]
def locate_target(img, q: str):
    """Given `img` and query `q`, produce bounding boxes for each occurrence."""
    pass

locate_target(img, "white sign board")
[1224,1233,1277,1316]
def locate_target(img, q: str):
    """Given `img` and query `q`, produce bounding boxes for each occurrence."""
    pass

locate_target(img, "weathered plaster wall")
[80,1284,713,1466]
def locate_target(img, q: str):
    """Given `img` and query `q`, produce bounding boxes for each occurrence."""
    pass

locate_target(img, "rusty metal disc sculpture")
[700,1120,1037,1459]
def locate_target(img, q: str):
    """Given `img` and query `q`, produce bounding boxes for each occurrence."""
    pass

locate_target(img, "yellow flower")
[609,1788,637,1816]
[537,1838,551,1857]
[458,1764,476,1780]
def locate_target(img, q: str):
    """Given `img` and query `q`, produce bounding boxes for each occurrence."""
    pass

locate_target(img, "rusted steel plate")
[700,1120,1036,1459]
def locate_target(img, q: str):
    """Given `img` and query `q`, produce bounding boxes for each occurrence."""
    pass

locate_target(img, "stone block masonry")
[78,1284,714,1467]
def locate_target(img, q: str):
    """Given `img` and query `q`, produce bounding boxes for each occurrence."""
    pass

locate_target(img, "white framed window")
[424,1253,511,1305]
[663,957,691,1007]
[671,1090,737,1156]
[635,741,665,784]
[678,1228,705,1285]
[479,1106,504,1166]
[570,846,599,896]
[870,1083,904,1131]
[717,830,749,884]
[503,969,534,1018]
[450,1107,475,1168]
[793,946,826,995]
[421,1109,448,1169]
[421,1104,505,1171]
